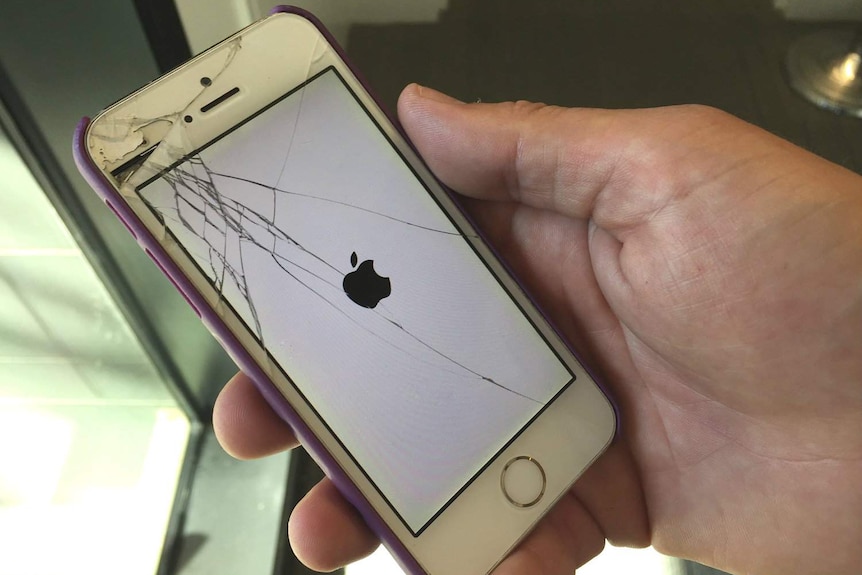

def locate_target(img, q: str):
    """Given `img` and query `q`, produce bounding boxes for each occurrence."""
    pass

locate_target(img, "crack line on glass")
[143,153,542,405]
[211,171,468,237]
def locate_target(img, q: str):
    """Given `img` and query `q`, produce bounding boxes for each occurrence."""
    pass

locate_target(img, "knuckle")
[673,103,733,126]
[503,99,565,123]
[510,99,546,114]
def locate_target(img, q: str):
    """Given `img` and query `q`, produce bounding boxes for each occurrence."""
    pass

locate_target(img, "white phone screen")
[138,68,574,534]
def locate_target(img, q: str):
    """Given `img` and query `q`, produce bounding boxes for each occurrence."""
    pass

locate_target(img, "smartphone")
[73,7,616,574]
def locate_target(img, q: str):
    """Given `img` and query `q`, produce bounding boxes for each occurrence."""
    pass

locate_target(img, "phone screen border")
[134,65,576,537]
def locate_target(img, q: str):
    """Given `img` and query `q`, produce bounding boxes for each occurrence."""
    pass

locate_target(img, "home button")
[500,456,546,508]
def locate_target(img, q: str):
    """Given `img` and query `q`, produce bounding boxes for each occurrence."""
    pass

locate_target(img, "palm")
[215,89,862,575]
[454,105,862,575]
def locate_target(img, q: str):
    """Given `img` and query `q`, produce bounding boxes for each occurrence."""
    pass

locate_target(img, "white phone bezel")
[84,13,616,574]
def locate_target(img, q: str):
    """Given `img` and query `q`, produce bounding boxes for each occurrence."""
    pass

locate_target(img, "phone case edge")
[74,107,424,575]
[72,6,620,574]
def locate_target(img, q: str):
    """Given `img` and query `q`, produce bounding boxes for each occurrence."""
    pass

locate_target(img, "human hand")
[214,85,862,575]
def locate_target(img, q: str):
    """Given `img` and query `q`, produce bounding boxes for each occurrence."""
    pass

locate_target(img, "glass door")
[0,120,191,575]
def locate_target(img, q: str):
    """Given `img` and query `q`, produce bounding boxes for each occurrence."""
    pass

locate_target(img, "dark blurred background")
[0,1,858,574]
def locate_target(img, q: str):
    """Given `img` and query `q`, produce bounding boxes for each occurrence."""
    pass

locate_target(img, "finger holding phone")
[77,8,862,575]
[76,9,619,575]
[219,53,862,575]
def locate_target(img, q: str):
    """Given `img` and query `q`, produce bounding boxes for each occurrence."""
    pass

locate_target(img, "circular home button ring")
[500,456,547,508]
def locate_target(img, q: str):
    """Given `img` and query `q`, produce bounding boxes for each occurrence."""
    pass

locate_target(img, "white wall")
[249,0,448,45]
[176,0,258,54]
[177,0,448,54]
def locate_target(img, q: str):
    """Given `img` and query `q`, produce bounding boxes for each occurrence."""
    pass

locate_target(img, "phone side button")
[144,249,201,317]
[500,456,546,509]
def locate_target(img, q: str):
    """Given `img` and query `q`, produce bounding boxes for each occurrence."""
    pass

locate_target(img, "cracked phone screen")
[135,68,574,534]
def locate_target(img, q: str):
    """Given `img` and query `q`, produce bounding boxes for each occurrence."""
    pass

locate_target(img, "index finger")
[214,371,299,459]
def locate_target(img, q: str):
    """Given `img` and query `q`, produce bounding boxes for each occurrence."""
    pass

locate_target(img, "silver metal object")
[786,28,862,117]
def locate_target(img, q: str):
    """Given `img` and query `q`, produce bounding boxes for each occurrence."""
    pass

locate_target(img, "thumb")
[397,84,736,235]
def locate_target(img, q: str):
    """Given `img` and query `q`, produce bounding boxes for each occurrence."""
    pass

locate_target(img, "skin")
[213,85,862,575]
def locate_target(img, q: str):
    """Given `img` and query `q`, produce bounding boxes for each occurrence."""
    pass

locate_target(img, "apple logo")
[343,252,391,309]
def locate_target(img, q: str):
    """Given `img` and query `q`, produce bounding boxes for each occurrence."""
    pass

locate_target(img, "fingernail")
[414,84,463,104]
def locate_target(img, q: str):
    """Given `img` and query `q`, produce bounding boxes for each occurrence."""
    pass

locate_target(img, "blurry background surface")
[0,0,858,574]
[0,119,189,575]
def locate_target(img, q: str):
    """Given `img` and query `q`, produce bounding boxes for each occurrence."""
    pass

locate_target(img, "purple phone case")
[73,6,425,574]
[73,6,619,574]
